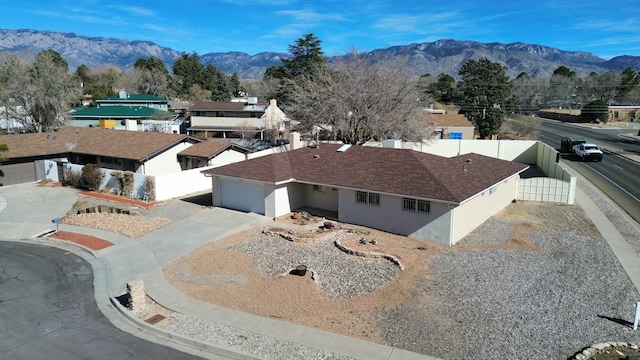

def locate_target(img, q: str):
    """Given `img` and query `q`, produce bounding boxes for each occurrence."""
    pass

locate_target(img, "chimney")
[289,132,300,150]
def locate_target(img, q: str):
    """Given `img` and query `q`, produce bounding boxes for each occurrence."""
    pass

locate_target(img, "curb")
[108,297,261,360]
[4,237,261,360]
[601,147,640,164]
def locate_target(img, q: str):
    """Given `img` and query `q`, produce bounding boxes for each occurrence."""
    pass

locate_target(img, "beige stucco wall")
[191,116,269,128]
[142,142,193,175]
[450,175,519,245]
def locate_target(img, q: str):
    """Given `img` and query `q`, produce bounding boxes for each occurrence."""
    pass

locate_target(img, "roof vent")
[336,144,351,152]
[313,154,320,159]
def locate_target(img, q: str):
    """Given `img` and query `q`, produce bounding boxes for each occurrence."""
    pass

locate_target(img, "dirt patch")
[496,201,599,235]
[162,201,576,343]
[163,225,444,342]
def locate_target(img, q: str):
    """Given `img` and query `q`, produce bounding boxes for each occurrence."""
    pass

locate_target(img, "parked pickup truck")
[573,143,604,162]
[560,137,587,153]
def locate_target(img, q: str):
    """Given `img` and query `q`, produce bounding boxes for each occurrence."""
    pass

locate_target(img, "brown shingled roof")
[419,111,474,128]
[0,132,68,159]
[177,140,251,159]
[0,127,199,161]
[203,144,529,203]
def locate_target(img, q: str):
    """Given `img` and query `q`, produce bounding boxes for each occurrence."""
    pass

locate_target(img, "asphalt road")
[538,120,640,223]
[0,241,202,360]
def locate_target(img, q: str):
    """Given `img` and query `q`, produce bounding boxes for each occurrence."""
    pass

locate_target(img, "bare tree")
[0,51,80,132]
[510,73,548,114]
[233,120,257,139]
[289,50,425,145]
[186,84,212,102]
[94,66,121,96]
[576,71,619,104]
[545,70,579,109]
[119,66,172,97]
[0,54,32,130]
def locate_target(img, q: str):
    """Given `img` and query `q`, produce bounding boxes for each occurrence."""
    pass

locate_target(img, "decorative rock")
[593,343,608,351]
[126,279,146,311]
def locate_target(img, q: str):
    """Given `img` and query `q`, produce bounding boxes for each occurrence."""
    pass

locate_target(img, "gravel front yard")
[62,184,640,359]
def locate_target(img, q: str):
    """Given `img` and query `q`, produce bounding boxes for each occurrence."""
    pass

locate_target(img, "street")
[0,241,202,360]
[538,120,640,223]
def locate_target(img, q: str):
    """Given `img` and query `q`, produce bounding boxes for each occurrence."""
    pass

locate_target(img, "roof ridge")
[407,150,460,201]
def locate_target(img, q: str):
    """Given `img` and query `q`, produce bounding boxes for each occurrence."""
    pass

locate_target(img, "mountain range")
[1,29,639,80]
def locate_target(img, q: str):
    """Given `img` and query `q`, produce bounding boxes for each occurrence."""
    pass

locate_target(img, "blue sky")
[2,0,640,60]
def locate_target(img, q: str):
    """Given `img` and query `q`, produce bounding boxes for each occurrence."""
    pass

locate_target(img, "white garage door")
[220,179,265,214]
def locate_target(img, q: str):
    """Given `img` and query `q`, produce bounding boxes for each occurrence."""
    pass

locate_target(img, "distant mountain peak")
[0,29,638,79]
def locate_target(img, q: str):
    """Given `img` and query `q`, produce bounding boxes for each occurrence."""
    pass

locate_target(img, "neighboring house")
[421,108,475,139]
[67,105,176,129]
[202,143,528,246]
[67,90,177,130]
[188,98,290,139]
[177,140,252,170]
[97,90,169,111]
[608,105,639,122]
[0,127,201,185]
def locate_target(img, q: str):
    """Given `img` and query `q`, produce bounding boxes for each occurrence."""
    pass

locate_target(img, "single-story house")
[0,127,201,185]
[177,140,252,170]
[202,143,529,246]
[67,105,177,129]
[608,106,639,122]
[421,108,475,139]
[188,98,291,139]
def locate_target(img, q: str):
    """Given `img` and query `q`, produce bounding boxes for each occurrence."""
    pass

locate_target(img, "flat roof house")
[203,143,528,246]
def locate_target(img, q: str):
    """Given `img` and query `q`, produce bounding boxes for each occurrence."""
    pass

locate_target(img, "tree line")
[1,34,639,143]
[0,50,245,132]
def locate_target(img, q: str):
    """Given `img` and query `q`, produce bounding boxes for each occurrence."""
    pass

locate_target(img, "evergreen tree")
[617,67,640,103]
[458,58,511,139]
[581,99,609,123]
[263,33,326,106]
[172,53,205,98]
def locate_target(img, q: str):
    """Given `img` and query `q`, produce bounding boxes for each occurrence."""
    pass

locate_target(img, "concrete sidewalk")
[0,184,438,360]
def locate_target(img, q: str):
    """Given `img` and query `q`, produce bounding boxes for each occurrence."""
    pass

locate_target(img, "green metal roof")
[70,105,166,119]
[98,94,167,102]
